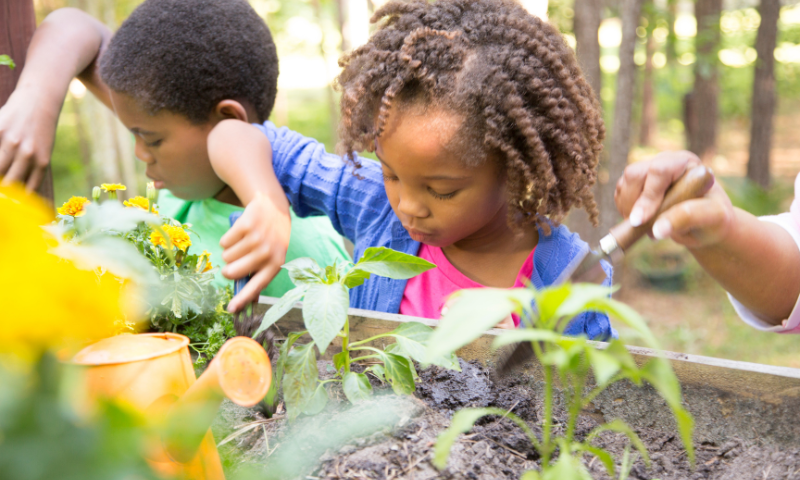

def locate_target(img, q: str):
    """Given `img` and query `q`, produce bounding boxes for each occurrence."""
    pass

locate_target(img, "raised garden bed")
[210,298,800,479]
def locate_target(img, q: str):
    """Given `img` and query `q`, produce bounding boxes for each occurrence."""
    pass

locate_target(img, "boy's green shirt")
[157,190,350,297]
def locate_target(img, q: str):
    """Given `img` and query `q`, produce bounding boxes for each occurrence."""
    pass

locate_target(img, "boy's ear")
[212,100,250,123]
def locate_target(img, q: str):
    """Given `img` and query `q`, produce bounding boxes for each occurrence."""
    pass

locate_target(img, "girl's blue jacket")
[256,121,616,340]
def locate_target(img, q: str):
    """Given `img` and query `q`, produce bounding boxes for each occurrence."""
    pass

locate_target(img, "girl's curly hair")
[335,0,604,231]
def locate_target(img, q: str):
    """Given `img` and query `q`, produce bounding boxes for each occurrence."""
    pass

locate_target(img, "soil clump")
[211,359,799,479]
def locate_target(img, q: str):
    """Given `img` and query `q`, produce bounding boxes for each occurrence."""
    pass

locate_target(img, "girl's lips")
[152,180,165,189]
[406,228,433,242]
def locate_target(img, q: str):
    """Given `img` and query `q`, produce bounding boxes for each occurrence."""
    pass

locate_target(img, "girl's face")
[376,105,510,248]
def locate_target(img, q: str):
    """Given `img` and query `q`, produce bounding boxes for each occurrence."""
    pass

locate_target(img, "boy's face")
[109,91,225,200]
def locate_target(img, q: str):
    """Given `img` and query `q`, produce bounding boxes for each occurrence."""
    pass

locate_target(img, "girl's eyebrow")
[379,158,468,181]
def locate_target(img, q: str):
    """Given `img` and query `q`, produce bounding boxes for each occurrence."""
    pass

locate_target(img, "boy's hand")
[220,191,291,313]
[614,151,735,249]
[0,87,59,190]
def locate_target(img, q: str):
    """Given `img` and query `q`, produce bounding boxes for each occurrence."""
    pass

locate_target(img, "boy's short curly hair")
[99,0,278,123]
[336,0,605,231]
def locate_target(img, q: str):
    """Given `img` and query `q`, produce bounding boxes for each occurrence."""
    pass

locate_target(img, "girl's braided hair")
[335,0,604,231]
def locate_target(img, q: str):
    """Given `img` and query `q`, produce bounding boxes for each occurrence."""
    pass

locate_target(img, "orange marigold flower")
[57,196,90,217]
[150,225,192,252]
[101,183,127,192]
[197,250,214,273]
[123,196,158,214]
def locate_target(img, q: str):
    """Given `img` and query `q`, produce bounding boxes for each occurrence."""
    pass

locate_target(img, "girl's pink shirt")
[399,244,534,325]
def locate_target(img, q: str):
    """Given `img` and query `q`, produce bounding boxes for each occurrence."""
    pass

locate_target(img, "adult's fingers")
[1,149,32,186]
[0,136,19,178]
[652,197,730,247]
[25,166,44,192]
[227,264,280,313]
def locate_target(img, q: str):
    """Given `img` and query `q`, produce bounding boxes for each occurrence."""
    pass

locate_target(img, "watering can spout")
[163,337,272,463]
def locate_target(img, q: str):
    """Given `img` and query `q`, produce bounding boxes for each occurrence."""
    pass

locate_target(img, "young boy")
[0,0,349,312]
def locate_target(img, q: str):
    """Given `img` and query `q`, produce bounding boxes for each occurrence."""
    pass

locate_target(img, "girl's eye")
[382,172,398,182]
[429,188,458,200]
[147,139,163,148]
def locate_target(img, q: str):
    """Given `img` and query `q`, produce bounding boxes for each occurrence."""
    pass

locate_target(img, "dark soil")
[211,359,800,479]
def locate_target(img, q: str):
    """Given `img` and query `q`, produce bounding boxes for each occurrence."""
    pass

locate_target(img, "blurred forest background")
[4,0,800,366]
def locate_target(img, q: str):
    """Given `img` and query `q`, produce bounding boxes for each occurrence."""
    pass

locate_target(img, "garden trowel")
[496,165,715,376]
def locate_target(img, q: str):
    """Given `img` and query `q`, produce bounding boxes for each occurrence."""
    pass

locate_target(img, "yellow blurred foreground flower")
[150,225,192,252]
[197,250,213,273]
[101,183,127,192]
[57,196,90,217]
[124,196,158,214]
[0,184,130,361]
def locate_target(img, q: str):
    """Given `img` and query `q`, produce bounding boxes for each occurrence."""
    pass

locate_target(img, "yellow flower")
[123,196,158,214]
[57,196,90,217]
[0,184,131,361]
[150,225,192,252]
[101,183,127,193]
[197,250,213,273]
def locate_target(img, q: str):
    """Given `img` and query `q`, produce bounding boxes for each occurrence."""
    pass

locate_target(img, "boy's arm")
[0,8,112,190]
[615,151,800,324]
[208,120,291,313]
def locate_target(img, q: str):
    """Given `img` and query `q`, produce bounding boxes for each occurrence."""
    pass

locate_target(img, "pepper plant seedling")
[426,283,695,479]
[254,247,460,419]
[0,55,14,69]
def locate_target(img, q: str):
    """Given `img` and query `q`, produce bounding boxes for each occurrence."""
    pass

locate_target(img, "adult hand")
[0,86,59,190]
[614,151,735,249]
[220,191,291,313]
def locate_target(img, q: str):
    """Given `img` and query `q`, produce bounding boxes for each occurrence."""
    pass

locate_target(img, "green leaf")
[282,257,325,286]
[586,347,621,386]
[332,351,348,373]
[283,342,319,420]
[586,419,650,468]
[302,283,350,354]
[640,358,695,464]
[426,288,532,362]
[542,449,592,480]
[584,297,659,349]
[379,352,416,395]
[520,471,541,480]
[342,372,373,404]
[575,444,616,477]
[367,364,386,383]
[253,286,308,339]
[388,321,433,342]
[491,329,560,350]
[345,246,436,284]
[0,55,15,69]
[385,322,459,370]
[301,383,328,416]
[433,408,493,470]
[276,331,307,386]
[553,283,616,320]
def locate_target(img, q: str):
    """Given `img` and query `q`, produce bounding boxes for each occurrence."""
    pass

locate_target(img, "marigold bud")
[92,186,101,203]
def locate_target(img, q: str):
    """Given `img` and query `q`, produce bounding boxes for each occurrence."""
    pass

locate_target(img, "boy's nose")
[134,139,155,164]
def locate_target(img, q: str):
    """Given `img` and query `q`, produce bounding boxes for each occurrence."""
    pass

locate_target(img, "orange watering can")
[70,333,272,480]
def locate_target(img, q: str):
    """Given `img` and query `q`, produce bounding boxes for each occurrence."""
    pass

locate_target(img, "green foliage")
[50,189,235,365]
[0,353,160,480]
[722,176,794,217]
[0,54,14,69]
[258,247,459,419]
[428,283,694,477]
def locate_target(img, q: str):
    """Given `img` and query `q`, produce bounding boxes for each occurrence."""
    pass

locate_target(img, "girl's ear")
[212,100,249,123]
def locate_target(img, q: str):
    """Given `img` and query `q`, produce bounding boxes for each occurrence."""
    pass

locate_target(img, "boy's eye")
[382,172,398,182]
[147,139,163,148]
[428,188,458,200]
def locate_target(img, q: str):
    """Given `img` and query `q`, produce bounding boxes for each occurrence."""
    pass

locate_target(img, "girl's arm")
[0,8,113,189]
[616,151,800,325]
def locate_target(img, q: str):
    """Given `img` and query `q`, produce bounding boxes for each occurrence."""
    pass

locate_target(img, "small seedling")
[0,55,14,69]
[426,283,695,479]
[253,247,460,419]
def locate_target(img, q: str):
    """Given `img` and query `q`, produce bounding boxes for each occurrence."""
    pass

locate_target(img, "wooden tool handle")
[608,165,715,251]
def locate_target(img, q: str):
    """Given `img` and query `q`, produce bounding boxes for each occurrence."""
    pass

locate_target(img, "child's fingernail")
[629,206,644,227]
[652,218,672,240]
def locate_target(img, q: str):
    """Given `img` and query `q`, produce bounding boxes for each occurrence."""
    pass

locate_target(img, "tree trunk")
[0,0,54,205]
[600,0,642,235]
[666,0,678,63]
[689,0,722,163]
[567,0,603,244]
[312,0,340,145]
[573,0,603,98]
[747,0,780,190]
[639,29,656,147]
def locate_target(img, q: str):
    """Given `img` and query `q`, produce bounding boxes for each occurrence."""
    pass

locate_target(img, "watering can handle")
[229,211,252,294]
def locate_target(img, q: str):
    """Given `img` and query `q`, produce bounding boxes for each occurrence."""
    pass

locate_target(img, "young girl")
[213,0,614,339]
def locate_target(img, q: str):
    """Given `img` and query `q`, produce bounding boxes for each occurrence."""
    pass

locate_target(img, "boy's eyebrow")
[130,127,157,136]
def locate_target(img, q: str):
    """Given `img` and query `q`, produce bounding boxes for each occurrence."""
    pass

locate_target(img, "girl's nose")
[134,138,155,164]
[396,189,429,219]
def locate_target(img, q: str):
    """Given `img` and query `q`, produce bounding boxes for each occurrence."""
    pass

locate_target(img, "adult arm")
[0,8,112,189]
[615,151,800,325]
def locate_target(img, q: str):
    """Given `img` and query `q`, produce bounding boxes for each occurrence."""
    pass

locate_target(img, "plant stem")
[343,317,351,374]
[349,333,394,347]
[565,374,585,444]
[532,340,554,468]
[350,355,380,363]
